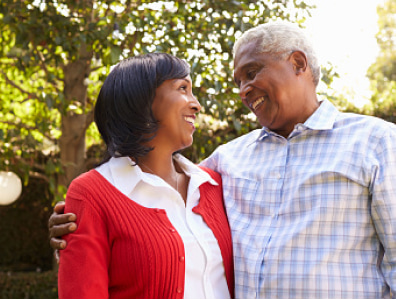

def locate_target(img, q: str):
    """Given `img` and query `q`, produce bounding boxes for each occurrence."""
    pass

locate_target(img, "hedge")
[0,270,58,298]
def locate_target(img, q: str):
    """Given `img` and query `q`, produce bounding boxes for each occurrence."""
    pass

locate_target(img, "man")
[49,21,396,298]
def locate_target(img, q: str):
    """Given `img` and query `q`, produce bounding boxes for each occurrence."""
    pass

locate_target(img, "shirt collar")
[106,154,218,197]
[173,153,219,187]
[108,156,141,197]
[303,99,339,130]
[257,99,339,141]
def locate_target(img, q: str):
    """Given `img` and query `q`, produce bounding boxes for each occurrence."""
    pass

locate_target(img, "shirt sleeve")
[58,186,110,299]
[370,126,396,296]
[199,148,219,171]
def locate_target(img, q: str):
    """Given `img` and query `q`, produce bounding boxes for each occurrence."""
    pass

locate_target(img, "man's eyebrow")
[233,75,240,86]
[234,62,261,85]
[241,61,261,71]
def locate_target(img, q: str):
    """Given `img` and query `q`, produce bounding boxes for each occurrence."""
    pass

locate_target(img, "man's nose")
[239,81,253,99]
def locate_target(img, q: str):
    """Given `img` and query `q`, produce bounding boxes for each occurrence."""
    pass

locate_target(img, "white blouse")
[95,154,230,299]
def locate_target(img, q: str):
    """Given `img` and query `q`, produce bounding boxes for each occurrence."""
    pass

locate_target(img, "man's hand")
[48,201,77,251]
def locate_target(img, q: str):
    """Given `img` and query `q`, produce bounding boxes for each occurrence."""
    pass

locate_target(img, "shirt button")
[177,288,183,293]
[154,208,161,213]
[179,256,185,262]
[169,228,176,233]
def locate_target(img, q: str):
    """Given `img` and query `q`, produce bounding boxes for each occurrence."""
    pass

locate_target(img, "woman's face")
[151,75,201,153]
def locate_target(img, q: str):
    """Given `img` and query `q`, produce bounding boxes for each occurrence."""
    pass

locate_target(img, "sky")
[304,0,385,107]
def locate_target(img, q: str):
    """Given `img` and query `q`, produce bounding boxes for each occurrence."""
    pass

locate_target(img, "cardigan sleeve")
[58,183,111,299]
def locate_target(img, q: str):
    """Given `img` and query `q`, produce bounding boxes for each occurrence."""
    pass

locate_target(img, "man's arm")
[371,126,396,296]
[48,201,77,251]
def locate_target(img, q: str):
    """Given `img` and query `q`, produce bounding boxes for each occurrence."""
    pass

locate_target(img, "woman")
[57,53,234,298]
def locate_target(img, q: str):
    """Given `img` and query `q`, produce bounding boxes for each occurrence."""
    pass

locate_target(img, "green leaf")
[110,46,122,64]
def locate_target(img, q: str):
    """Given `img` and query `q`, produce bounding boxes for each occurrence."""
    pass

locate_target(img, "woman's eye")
[179,85,187,90]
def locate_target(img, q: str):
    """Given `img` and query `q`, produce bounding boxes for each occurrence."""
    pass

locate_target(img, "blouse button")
[179,256,185,262]
[177,288,183,294]
[154,208,161,213]
[169,228,176,233]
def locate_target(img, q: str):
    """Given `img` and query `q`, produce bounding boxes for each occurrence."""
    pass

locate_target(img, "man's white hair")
[233,21,321,86]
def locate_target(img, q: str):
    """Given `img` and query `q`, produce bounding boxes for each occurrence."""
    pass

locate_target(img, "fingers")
[48,211,76,229]
[48,201,77,251]
[49,220,77,240]
[49,221,77,251]
[53,201,65,214]
[51,235,67,251]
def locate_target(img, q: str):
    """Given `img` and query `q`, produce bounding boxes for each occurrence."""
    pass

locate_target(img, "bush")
[0,178,53,272]
[0,270,58,298]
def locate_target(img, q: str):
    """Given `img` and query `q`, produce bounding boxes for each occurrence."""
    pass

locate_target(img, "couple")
[50,21,396,298]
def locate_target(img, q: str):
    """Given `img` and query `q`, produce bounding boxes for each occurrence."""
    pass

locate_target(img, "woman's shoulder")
[69,169,104,189]
[67,169,112,201]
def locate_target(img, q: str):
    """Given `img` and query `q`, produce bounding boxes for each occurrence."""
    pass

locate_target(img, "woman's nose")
[190,95,201,112]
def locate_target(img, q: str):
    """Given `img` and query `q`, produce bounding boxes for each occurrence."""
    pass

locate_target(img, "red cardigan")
[58,167,234,299]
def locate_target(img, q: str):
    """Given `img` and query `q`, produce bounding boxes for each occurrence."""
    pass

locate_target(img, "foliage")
[0,271,58,299]
[0,0,314,202]
[365,0,396,122]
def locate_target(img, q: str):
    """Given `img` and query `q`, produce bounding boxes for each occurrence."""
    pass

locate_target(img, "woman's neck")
[134,150,188,204]
[135,151,181,187]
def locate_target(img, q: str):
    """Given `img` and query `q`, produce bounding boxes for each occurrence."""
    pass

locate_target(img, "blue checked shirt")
[201,99,396,298]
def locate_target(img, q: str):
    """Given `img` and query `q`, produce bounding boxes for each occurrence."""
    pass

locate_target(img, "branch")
[90,65,104,73]
[29,171,49,183]
[85,109,95,129]
[75,109,95,145]
[0,70,41,101]
[36,50,62,93]
[0,120,56,142]
[12,156,46,173]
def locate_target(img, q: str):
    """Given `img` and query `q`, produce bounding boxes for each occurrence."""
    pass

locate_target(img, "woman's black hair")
[94,53,190,164]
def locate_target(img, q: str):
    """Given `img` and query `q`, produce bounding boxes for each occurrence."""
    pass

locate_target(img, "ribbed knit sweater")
[58,166,234,299]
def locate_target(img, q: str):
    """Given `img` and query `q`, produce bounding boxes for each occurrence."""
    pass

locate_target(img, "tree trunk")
[58,44,93,187]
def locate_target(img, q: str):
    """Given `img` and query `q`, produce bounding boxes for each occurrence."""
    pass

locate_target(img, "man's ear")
[290,51,308,75]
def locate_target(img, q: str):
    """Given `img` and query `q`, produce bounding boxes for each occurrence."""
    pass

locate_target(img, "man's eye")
[247,70,256,79]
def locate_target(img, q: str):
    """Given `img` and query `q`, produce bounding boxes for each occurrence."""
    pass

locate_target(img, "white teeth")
[184,116,195,123]
[251,97,265,111]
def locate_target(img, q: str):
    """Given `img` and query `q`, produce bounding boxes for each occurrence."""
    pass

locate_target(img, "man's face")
[233,41,313,137]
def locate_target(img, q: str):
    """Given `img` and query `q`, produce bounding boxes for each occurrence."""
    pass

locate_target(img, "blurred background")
[0,0,395,298]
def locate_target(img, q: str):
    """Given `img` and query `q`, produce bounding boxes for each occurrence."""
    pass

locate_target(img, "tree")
[0,0,313,201]
[365,0,396,123]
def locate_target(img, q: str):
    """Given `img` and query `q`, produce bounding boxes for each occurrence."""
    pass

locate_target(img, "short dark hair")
[94,53,190,164]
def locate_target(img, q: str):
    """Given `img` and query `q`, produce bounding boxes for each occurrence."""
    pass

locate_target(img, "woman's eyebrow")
[173,78,191,84]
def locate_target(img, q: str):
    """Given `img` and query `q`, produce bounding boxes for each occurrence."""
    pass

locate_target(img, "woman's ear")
[290,51,308,75]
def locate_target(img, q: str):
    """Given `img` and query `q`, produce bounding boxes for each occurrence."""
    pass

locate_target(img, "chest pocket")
[223,175,259,230]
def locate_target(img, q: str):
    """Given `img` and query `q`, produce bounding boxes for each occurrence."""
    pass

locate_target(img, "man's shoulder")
[201,129,262,169]
[219,129,262,149]
[336,111,396,136]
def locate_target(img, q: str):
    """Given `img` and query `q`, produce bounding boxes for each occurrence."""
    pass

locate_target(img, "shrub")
[0,270,58,299]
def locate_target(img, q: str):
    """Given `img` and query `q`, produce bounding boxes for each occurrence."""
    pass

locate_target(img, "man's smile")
[250,96,266,111]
